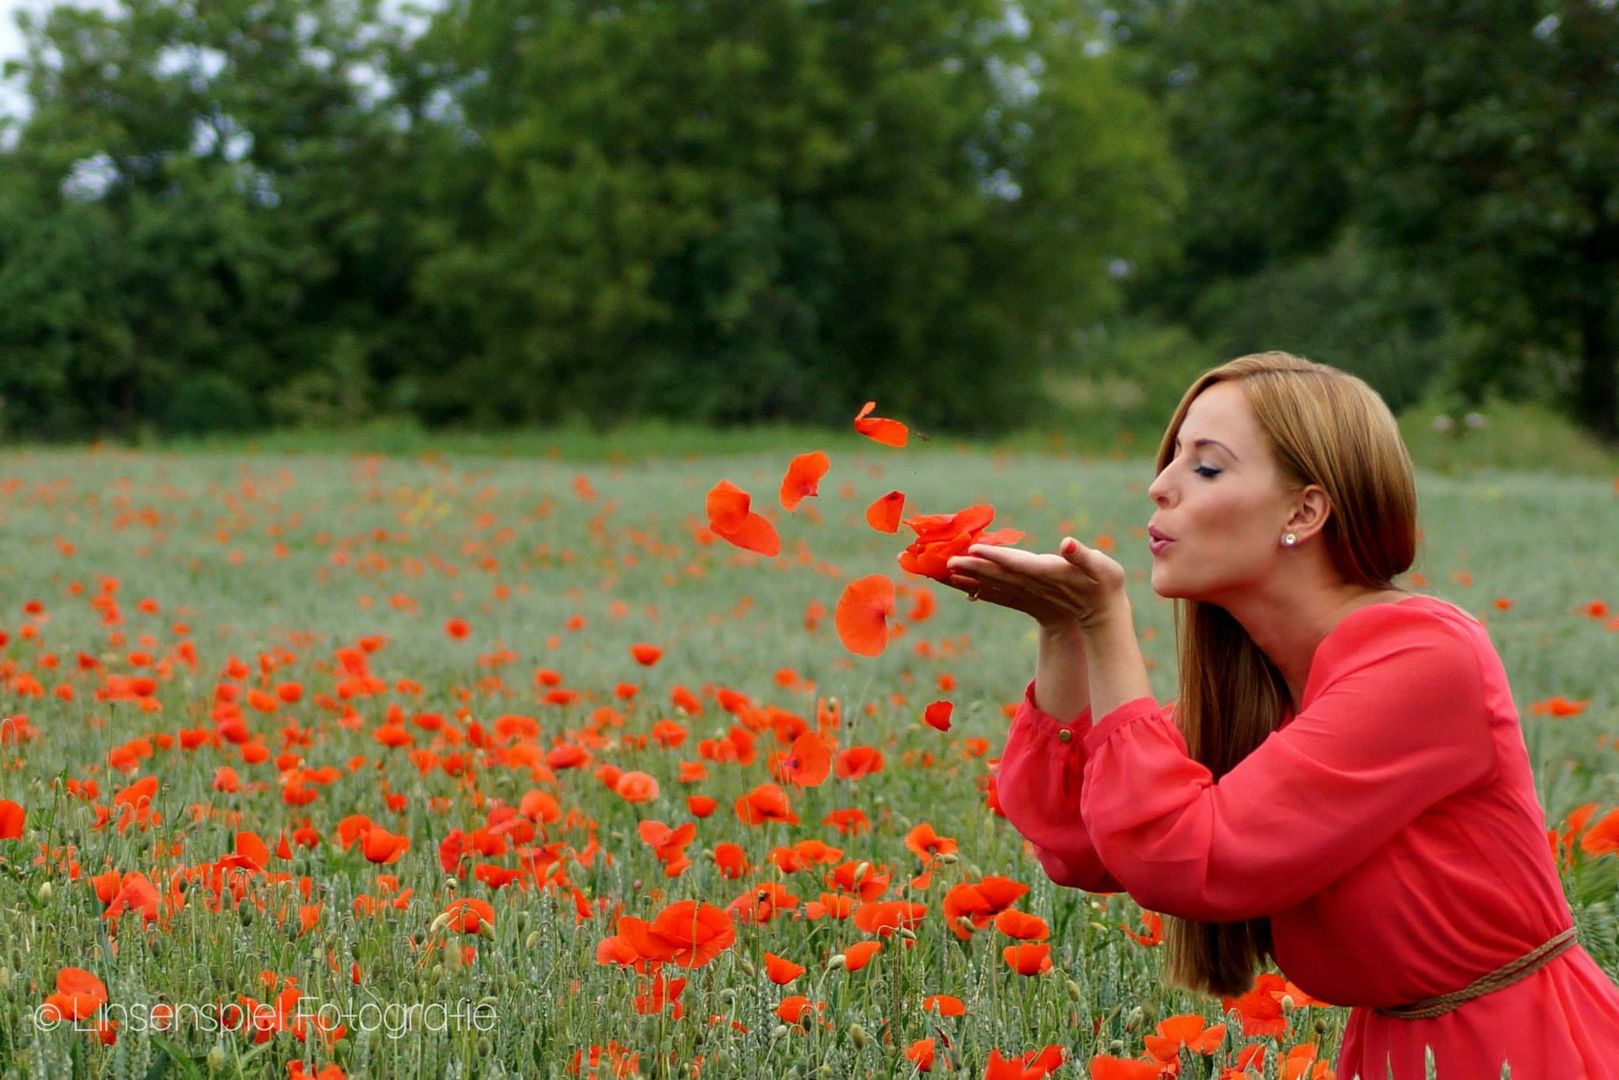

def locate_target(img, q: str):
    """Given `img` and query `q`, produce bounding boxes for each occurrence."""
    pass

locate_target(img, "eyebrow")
[1174,436,1239,461]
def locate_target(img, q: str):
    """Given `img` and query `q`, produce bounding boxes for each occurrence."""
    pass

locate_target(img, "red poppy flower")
[834,574,895,657]
[905,1038,937,1072]
[43,967,109,1022]
[773,731,833,788]
[763,952,806,985]
[776,994,823,1025]
[614,771,660,804]
[1582,809,1619,856]
[853,899,927,936]
[780,451,830,512]
[630,643,663,667]
[853,401,909,447]
[0,799,24,839]
[833,745,884,779]
[865,491,905,533]
[618,900,737,968]
[735,783,799,826]
[1220,973,1290,1037]
[444,618,470,640]
[1144,1014,1227,1061]
[704,481,780,556]
[841,941,882,971]
[922,701,953,732]
[443,898,496,934]
[362,827,410,864]
[942,875,1030,939]
[1087,1056,1160,1080]
[1002,942,1053,975]
[992,909,1049,941]
[898,504,1023,582]
[987,1047,1067,1080]
[921,993,966,1017]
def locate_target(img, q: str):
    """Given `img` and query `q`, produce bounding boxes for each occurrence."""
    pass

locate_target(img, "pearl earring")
[1283,533,1297,546]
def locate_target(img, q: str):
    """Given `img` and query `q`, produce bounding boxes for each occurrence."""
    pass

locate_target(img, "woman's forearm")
[1081,602,1154,722]
[1033,620,1090,721]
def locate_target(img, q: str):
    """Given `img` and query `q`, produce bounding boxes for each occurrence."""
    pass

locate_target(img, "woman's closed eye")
[1193,465,1222,479]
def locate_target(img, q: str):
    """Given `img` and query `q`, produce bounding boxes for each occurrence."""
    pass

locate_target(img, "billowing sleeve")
[996,680,1125,893]
[1078,606,1499,922]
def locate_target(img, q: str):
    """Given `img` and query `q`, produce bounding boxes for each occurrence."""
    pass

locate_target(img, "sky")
[0,0,83,122]
[0,0,437,127]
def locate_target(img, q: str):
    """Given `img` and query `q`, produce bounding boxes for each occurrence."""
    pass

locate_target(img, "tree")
[409,0,1185,432]
[1110,0,1619,442]
[0,0,415,437]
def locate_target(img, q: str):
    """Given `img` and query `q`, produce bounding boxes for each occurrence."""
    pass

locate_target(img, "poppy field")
[1,433,1617,1080]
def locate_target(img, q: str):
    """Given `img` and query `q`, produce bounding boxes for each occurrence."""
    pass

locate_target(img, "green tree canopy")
[408,0,1184,432]
[1112,0,1619,441]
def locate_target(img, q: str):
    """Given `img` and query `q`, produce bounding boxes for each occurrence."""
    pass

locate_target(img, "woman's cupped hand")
[944,537,1127,631]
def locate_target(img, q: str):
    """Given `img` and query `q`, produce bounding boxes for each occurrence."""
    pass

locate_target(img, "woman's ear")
[1284,484,1332,540]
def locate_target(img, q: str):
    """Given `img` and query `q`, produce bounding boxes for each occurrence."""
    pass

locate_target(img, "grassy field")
[0,437,1616,1079]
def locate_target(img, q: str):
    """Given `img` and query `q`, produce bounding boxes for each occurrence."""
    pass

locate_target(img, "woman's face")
[1145,382,1300,602]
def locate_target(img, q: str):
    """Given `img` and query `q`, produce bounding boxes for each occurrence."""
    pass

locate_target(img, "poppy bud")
[772,1024,789,1040]
[36,881,51,903]
[849,1024,868,1048]
[1280,994,1296,1012]
[525,931,542,950]
[936,852,957,865]
[1124,1005,1144,1031]
[1065,979,1082,1001]
[430,912,453,934]
[206,1045,227,1072]
[826,955,846,971]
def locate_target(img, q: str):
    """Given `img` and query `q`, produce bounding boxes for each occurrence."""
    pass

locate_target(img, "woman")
[945,352,1619,1078]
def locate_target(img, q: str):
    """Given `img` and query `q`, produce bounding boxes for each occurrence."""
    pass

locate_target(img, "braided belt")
[1374,926,1579,1020]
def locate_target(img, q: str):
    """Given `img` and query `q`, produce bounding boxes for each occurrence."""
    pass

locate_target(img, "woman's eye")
[1193,465,1221,479]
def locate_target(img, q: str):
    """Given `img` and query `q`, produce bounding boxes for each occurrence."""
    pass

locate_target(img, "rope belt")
[1374,926,1579,1020]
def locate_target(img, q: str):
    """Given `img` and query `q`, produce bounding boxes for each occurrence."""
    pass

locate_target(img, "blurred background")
[0,0,1615,464]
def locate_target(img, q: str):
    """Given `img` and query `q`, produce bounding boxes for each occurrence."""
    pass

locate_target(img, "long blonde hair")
[1153,351,1418,997]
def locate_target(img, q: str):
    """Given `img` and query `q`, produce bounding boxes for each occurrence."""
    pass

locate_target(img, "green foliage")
[162,372,259,436]
[0,0,1181,439]
[411,0,1182,433]
[0,0,428,440]
[1110,0,1619,443]
[1188,229,1468,413]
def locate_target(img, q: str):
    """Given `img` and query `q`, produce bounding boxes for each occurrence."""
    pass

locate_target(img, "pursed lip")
[1147,525,1175,543]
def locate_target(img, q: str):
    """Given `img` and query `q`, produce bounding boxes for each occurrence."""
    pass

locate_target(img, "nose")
[1148,464,1172,507]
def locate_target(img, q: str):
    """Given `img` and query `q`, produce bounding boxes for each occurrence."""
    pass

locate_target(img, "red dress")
[996,596,1619,1079]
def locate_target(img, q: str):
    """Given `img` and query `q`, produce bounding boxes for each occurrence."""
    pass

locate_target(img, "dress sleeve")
[1078,606,1499,922]
[995,680,1125,893]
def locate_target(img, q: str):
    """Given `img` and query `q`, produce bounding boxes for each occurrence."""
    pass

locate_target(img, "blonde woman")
[946,352,1619,1078]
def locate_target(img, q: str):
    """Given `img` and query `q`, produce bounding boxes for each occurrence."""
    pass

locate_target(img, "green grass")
[0,443,1615,1078]
[34,384,1615,483]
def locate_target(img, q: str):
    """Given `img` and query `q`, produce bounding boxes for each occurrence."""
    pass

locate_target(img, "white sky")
[0,0,88,122]
[0,0,437,126]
